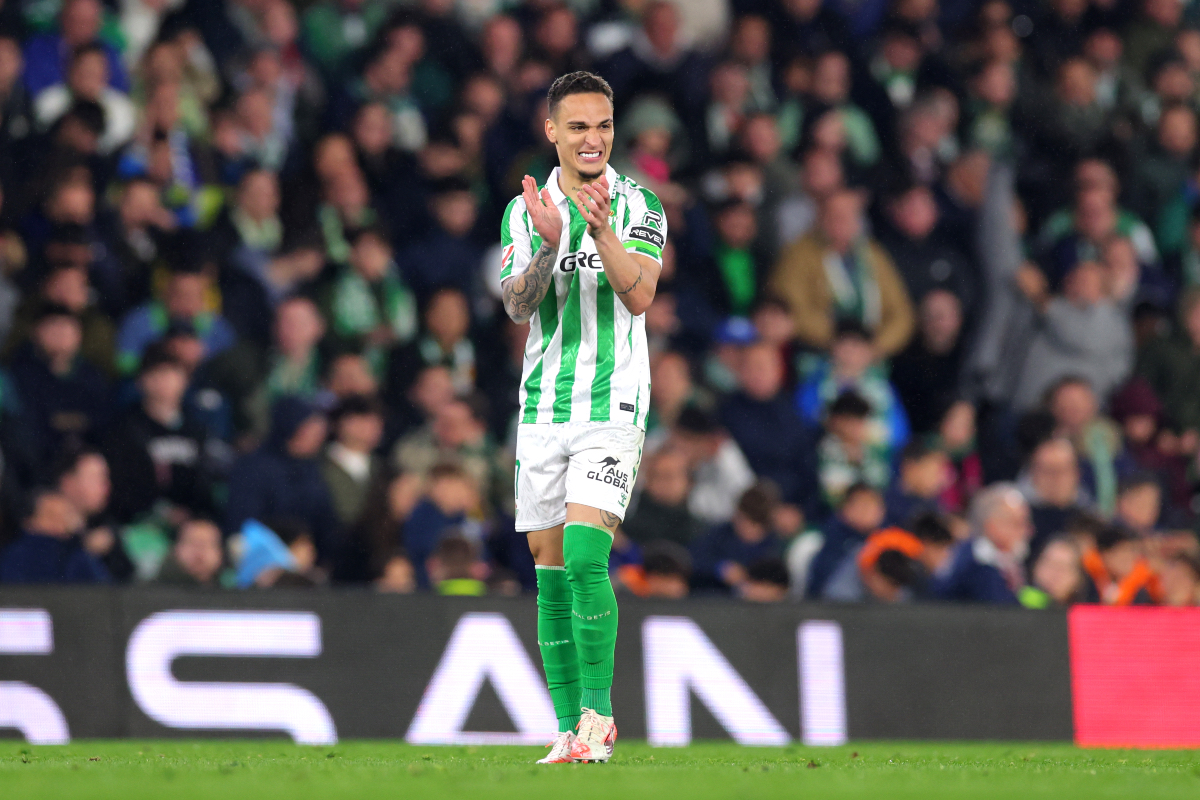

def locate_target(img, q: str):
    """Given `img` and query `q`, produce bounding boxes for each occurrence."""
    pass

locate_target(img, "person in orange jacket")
[1082,523,1163,605]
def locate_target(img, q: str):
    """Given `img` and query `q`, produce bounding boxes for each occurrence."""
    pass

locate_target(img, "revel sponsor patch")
[628,226,665,249]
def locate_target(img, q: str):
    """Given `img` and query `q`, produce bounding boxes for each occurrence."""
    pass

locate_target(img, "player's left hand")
[575,176,612,237]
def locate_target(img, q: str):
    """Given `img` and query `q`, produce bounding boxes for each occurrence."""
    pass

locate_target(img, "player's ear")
[545,117,556,145]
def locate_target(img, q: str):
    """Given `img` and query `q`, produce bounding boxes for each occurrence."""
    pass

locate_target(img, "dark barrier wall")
[0,589,1073,744]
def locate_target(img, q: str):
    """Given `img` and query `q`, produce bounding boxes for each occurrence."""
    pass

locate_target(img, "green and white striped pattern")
[500,166,664,429]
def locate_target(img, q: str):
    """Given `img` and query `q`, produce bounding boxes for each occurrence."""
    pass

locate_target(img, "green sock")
[536,566,581,732]
[563,522,617,717]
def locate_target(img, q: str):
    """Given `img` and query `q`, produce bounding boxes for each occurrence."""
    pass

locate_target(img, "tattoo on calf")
[503,242,557,323]
[600,510,621,529]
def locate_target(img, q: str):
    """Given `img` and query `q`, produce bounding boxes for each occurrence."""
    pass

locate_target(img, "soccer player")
[499,71,665,764]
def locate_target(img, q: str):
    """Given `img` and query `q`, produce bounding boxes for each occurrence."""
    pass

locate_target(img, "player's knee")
[564,548,604,585]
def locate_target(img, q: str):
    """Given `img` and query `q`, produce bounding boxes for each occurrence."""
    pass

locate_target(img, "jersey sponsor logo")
[628,226,665,249]
[641,210,663,230]
[559,252,604,272]
[587,455,630,491]
[501,244,515,272]
[619,402,635,412]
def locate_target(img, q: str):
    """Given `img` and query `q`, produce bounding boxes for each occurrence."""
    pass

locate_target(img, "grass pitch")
[2,740,1197,799]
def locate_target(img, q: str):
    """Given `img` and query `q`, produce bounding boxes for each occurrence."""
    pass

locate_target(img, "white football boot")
[569,708,616,763]
[536,731,578,764]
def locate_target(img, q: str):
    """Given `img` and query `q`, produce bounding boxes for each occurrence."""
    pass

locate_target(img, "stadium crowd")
[2,0,1200,606]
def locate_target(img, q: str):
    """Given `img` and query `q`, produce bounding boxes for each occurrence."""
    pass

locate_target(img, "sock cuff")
[536,565,571,592]
[579,659,614,682]
[564,521,613,537]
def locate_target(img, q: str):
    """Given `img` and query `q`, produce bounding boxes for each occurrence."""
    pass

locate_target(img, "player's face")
[547,92,614,182]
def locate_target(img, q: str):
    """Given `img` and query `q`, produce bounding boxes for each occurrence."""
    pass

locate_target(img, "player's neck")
[557,163,607,197]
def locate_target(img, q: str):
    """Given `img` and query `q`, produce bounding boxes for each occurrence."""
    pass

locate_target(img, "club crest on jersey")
[587,455,630,490]
[559,252,603,272]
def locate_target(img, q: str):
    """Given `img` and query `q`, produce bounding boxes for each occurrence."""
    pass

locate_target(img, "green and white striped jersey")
[500,165,665,429]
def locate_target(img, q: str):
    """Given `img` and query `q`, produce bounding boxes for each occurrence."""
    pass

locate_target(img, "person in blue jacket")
[932,482,1033,603]
[225,396,340,565]
[0,488,108,583]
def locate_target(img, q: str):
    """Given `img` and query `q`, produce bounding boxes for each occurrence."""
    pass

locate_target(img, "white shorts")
[514,421,646,532]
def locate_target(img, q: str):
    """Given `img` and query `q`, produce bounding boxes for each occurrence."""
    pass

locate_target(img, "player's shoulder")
[502,194,529,217]
[611,172,662,210]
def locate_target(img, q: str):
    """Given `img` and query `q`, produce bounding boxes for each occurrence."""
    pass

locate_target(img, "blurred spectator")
[225,397,340,562]
[400,178,484,301]
[302,0,388,80]
[404,462,480,589]
[823,526,940,603]
[1137,287,1200,443]
[669,406,755,526]
[22,0,129,96]
[376,552,416,593]
[156,518,224,588]
[211,169,324,342]
[816,390,891,508]
[393,393,507,517]
[807,482,887,598]
[0,488,107,583]
[9,304,111,464]
[1020,535,1086,608]
[1160,552,1200,606]
[885,441,950,527]
[1021,436,1089,558]
[879,182,976,317]
[1081,523,1163,605]
[4,260,115,374]
[1109,377,1190,509]
[34,42,135,154]
[720,340,817,512]
[798,320,910,454]
[932,482,1032,603]
[691,482,784,594]
[320,394,386,530]
[890,289,967,435]
[1012,260,1134,410]
[324,226,417,377]
[115,261,236,375]
[622,448,702,548]
[104,347,215,525]
[776,147,844,250]
[741,557,790,602]
[644,350,707,439]
[202,295,327,440]
[640,541,692,599]
[97,178,177,314]
[55,446,131,582]
[1114,473,1164,537]
[809,50,880,168]
[601,1,709,124]
[427,534,486,596]
[696,200,768,318]
[1047,379,1123,511]
[387,286,476,401]
[934,401,984,514]
[769,189,915,357]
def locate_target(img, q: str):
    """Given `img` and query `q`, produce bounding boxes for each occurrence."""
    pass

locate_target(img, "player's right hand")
[523,174,562,249]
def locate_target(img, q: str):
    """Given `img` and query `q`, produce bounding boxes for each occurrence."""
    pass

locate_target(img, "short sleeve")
[499,196,532,282]
[620,185,666,264]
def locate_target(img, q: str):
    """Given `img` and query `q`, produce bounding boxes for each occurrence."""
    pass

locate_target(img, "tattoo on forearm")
[600,510,621,529]
[504,242,557,323]
[615,264,642,295]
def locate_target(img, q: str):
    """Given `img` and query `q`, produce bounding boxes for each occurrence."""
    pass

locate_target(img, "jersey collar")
[545,164,619,208]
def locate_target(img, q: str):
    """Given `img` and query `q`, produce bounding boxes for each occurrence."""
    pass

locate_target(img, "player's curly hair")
[547,71,614,117]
